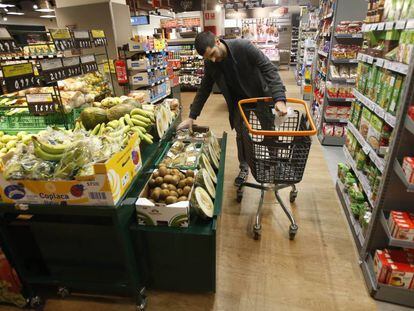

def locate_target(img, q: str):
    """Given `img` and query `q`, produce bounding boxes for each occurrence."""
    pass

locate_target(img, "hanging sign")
[50,29,75,51]
[0,27,20,54]
[26,93,56,116]
[39,58,66,83]
[91,29,107,47]
[2,63,41,92]
[72,30,92,49]
[80,54,98,73]
[62,56,82,77]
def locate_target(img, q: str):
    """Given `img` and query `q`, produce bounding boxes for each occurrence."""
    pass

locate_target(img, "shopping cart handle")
[238,97,318,137]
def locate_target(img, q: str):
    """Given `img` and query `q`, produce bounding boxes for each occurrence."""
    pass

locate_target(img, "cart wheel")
[57,286,70,299]
[236,189,243,203]
[289,190,298,203]
[136,287,147,311]
[29,295,43,310]
[289,224,298,240]
[253,225,261,240]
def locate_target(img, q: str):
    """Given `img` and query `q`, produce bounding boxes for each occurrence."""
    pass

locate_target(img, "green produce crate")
[128,133,227,292]
[0,108,82,133]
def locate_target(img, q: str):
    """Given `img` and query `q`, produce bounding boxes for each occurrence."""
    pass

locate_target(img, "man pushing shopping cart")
[177,31,316,240]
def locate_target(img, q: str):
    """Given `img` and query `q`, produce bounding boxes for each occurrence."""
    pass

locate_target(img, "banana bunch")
[32,136,72,162]
[0,131,34,157]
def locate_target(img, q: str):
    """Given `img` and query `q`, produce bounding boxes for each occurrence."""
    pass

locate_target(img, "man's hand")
[177,118,194,131]
[275,101,287,116]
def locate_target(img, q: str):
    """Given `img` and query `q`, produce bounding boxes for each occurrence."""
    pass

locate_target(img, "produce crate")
[0,108,82,133]
[128,133,227,292]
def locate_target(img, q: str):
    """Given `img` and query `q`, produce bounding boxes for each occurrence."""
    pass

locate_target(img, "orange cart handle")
[238,97,318,137]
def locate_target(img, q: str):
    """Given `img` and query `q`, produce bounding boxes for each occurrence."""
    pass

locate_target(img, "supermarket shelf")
[129,65,167,72]
[130,78,169,88]
[318,50,328,58]
[334,33,364,39]
[329,77,356,84]
[167,38,195,45]
[380,211,414,249]
[357,53,409,75]
[331,58,359,64]
[343,146,375,207]
[0,54,63,61]
[405,116,414,135]
[361,254,414,308]
[362,19,414,32]
[347,122,386,173]
[393,160,414,192]
[336,180,365,251]
[324,116,349,123]
[327,96,354,102]
[318,134,346,146]
[353,88,397,128]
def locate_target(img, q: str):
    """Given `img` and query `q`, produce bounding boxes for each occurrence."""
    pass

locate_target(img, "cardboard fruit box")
[0,134,142,207]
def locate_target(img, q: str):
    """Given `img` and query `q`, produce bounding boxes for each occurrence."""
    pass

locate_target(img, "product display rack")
[290,26,299,65]
[335,10,414,307]
[312,0,367,146]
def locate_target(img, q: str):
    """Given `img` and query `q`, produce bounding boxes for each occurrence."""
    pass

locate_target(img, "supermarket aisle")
[0,71,401,311]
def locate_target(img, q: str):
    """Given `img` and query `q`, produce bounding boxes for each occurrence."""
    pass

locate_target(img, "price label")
[26,93,56,116]
[357,53,363,61]
[62,56,82,77]
[80,54,98,73]
[39,58,63,71]
[2,63,42,92]
[385,113,396,127]
[374,105,385,118]
[367,55,374,64]
[371,24,378,31]
[73,30,92,49]
[39,58,66,83]
[2,63,33,78]
[406,19,414,29]
[376,58,384,67]
[383,60,391,69]
[362,143,371,155]
[396,20,406,29]
[91,29,107,46]
[377,23,385,30]
[50,29,74,51]
[385,22,394,30]
[0,27,19,54]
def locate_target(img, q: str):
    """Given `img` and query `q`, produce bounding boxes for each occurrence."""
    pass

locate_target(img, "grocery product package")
[359,107,372,139]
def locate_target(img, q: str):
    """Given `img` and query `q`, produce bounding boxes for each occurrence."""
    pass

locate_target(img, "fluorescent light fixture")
[215,4,221,12]
[2,16,7,21]
[7,12,25,15]
[3,8,8,12]
[0,4,15,8]
[33,4,39,9]
[36,8,54,12]
[40,15,55,18]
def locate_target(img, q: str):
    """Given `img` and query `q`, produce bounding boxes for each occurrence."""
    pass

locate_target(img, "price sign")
[50,29,74,51]
[63,56,82,77]
[385,113,396,127]
[2,63,41,92]
[377,23,385,31]
[0,27,19,54]
[376,58,384,67]
[91,29,107,47]
[26,93,56,116]
[385,22,394,30]
[374,105,385,118]
[40,58,66,83]
[80,54,98,73]
[396,20,406,29]
[72,30,92,49]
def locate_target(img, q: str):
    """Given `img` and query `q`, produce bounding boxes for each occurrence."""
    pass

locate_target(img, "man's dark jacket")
[189,39,286,128]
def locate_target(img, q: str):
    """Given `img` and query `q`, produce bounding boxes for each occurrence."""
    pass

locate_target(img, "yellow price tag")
[103,60,115,74]
[50,29,71,40]
[2,63,33,78]
[91,29,105,38]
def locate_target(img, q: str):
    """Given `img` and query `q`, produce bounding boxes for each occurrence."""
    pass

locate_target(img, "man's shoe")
[234,168,249,187]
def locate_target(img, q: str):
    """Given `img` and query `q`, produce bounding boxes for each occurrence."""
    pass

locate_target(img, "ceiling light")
[0,4,15,8]
[7,12,25,15]
[35,0,54,12]
[2,16,7,21]
[36,8,54,12]
[33,4,38,9]
[215,4,221,12]
[3,8,7,12]
[40,14,55,18]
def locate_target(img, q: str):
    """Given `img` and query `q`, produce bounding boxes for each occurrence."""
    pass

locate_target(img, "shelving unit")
[335,5,414,307]
[311,0,367,146]
[290,26,299,65]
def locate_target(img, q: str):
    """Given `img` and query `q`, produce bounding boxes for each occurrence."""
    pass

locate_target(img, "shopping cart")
[237,97,317,240]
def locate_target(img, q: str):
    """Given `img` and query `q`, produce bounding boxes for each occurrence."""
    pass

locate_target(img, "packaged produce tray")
[155,140,204,171]
[0,133,142,206]
[0,108,82,133]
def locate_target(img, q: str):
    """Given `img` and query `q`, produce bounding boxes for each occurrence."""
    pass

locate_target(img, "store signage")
[2,63,41,92]
[91,29,108,47]
[204,12,216,20]
[50,29,75,51]
[0,27,20,54]
[114,59,128,84]
[39,58,66,84]
[72,30,92,49]
[80,54,98,73]
[26,93,56,116]
[62,56,82,77]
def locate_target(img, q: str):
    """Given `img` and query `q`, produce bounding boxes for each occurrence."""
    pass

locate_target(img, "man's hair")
[194,31,216,56]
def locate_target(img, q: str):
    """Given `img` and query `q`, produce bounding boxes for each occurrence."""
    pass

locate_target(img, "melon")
[200,153,217,184]
[196,168,216,199]
[191,187,214,218]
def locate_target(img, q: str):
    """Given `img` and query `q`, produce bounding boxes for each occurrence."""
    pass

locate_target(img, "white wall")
[56,0,126,8]
[132,15,164,37]
[0,16,57,29]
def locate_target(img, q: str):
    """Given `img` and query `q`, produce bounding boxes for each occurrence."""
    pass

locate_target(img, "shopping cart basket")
[237,97,317,240]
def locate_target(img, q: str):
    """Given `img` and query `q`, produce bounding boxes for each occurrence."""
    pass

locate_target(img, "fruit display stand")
[127,132,227,292]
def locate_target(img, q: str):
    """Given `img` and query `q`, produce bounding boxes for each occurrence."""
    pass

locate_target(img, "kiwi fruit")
[171,175,180,186]
[165,196,178,205]
[153,187,162,193]
[167,168,172,175]
[163,174,174,184]
[179,173,185,180]
[169,190,178,198]
[152,171,159,179]
[160,183,169,190]
[172,168,180,175]
[177,188,183,196]
[185,177,194,186]
[160,189,170,200]
[183,186,191,196]
[177,180,186,189]
[177,196,188,202]
[158,166,168,177]
[186,170,194,178]
[148,179,156,188]
[155,176,163,186]
[167,184,177,191]
[151,189,161,201]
